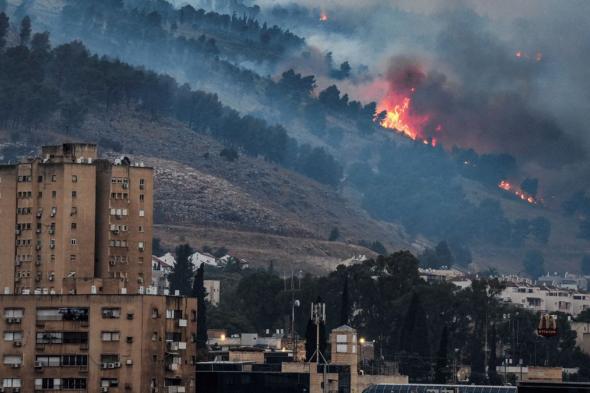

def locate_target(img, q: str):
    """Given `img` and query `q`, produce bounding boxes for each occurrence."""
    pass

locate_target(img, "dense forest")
[186,251,590,383]
[0,15,342,186]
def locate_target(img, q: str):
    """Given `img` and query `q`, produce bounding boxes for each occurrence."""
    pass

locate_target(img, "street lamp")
[359,337,366,371]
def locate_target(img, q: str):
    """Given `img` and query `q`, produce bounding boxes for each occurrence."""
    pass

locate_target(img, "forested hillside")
[2,2,590,275]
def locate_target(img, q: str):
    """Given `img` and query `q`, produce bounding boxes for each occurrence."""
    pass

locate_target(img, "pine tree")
[193,263,208,361]
[434,325,449,383]
[19,15,31,46]
[339,275,349,326]
[169,244,194,296]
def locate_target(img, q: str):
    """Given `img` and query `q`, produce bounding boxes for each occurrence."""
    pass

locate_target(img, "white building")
[498,282,590,316]
[190,251,220,269]
[204,279,221,306]
[151,255,174,294]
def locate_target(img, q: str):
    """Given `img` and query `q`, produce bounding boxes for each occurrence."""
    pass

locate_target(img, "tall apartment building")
[0,143,153,295]
[0,144,197,392]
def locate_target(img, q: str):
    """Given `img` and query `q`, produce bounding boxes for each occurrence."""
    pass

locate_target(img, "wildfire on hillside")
[498,180,537,205]
[376,86,439,147]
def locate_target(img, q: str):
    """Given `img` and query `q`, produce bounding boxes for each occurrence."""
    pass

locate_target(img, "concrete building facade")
[0,144,153,296]
[0,294,196,393]
[0,144,197,393]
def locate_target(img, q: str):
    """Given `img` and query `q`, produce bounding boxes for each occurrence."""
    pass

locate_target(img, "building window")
[71,191,77,198]
[70,255,76,262]
[71,207,77,216]
[101,331,120,342]
[35,356,61,367]
[71,223,77,230]
[51,175,56,182]
[138,241,145,251]
[61,355,88,366]
[1,378,21,388]
[140,194,144,201]
[3,331,23,342]
[72,175,77,183]
[71,239,78,245]
[139,179,145,190]
[38,191,42,198]
[139,209,145,217]
[101,379,119,388]
[138,225,144,233]
[38,175,43,182]
[61,379,87,390]
[52,190,56,198]
[101,308,121,319]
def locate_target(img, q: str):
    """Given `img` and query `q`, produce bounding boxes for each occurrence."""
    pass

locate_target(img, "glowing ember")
[320,13,328,22]
[498,180,537,205]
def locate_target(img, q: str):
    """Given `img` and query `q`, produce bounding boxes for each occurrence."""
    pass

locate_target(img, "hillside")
[2,0,590,276]
[1,109,410,272]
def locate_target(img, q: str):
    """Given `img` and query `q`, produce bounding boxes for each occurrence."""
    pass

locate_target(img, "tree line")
[0,15,342,186]
[203,251,590,383]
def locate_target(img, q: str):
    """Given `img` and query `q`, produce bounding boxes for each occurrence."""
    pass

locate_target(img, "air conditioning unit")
[15,229,20,235]
[101,388,109,393]
[13,341,22,347]
[126,359,133,366]
[36,228,41,233]
[48,229,54,235]
[178,319,188,327]
[109,261,116,266]
[34,361,43,368]
[11,363,21,368]
[48,275,54,281]
[122,183,128,189]
[50,244,55,249]
[114,362,121,368]
[15,261,21,267]
[101,363,109,369]
[108,363,115,369]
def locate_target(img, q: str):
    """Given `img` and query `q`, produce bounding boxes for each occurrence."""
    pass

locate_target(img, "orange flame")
[377,88,432,144]
[498,180,537,205]
[377,89,434,145]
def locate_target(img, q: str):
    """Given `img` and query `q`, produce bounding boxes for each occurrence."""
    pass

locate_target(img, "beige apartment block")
[0,144,197,393]
[0,143,153,296]
[0,294,197,392]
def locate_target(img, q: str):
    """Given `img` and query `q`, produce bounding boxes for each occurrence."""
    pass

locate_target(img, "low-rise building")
[203,280,220,306]
[572,321,590,355]
[498,282,590,316]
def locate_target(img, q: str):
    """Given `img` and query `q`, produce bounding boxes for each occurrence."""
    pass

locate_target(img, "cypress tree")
[434,325,449,383]
[169,244,194,296]
[339,275,349,326]
[488,323,502,384]
[399,292,431,381]
[193,263,208,361]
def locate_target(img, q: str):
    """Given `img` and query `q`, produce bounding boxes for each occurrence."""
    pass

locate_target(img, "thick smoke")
[253,0,590,174]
